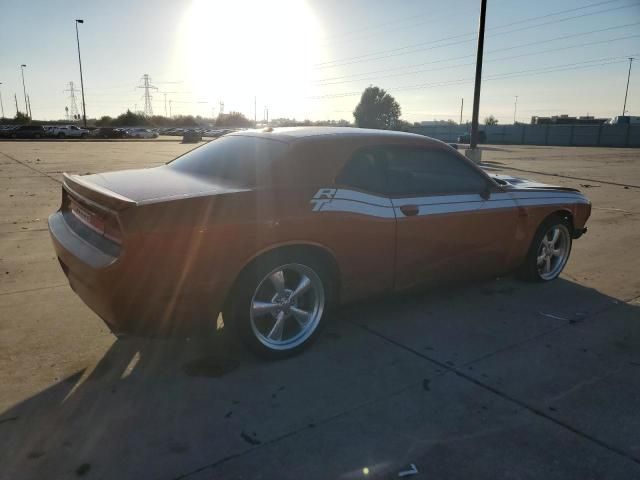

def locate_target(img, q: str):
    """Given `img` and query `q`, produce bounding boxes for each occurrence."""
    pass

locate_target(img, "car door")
[385,145,520,290]
[327,146,397,302]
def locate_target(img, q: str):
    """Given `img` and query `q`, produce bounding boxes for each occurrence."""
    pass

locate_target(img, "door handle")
[400,205,419,217]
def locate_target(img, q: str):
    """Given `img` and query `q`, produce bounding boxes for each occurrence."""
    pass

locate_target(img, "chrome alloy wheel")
[536,224,571,280]
[249,263,325,351]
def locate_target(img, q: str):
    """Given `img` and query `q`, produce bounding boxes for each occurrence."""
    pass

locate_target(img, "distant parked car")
[0,126,18,138]
[92,127,125,139]
[182,129,202,143]
[126,128,158,139]
[9,125,46,139]
[457,131,487,144]
[51,125,90,138]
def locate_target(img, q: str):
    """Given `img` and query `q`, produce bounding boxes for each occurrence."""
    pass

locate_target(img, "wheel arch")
[541,209,575,235]
[223,241,342,315]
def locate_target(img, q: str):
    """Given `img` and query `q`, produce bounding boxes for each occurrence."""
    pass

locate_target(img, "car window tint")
[336,147,387,193]
[168,135,289,186]
[385,147,488,196]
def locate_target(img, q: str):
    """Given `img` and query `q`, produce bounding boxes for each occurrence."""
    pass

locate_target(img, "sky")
[0,0,639,124]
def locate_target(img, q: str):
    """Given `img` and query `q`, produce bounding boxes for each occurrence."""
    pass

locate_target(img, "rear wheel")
[57,132,65,138]
[226,254,332,359]
[520,215,572,282]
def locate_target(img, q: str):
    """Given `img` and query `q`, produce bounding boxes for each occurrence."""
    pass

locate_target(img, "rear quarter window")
[168,135,289,186]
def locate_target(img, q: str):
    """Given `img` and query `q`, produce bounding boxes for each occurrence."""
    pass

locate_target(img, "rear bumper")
[48,211,217,336]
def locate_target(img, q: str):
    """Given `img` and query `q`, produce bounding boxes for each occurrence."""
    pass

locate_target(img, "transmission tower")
[137,74,158,116]
[64,82,80,120]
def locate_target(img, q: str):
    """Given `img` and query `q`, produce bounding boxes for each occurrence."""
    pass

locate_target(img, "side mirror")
[480,188,491,200]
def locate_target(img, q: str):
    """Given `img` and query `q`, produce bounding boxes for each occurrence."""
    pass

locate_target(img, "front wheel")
[226,255,332,359]
[520,216,572,282]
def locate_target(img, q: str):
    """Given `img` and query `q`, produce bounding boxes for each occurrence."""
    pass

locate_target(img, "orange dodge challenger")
[49,127,590,357]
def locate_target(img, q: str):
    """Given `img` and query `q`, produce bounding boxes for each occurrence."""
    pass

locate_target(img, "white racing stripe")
[318,198,395,218]
[311,188,587,219]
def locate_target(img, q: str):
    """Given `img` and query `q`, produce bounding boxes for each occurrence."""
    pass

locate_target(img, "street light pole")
[514,95,518,124]
[20,65,28,116]
[622,57,634,116]
[75,19,87,127]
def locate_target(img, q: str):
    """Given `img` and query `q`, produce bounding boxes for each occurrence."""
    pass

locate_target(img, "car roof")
[228,126,438,145]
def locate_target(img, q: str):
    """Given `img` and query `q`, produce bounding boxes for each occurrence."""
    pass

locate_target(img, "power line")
[316,32,640,87]
[307,54,638,100]
[317,0,482,46]
[313,0,636,69]
[315,20,640,84]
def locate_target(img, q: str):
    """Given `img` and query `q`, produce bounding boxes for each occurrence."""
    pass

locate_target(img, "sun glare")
[175,0,324,117]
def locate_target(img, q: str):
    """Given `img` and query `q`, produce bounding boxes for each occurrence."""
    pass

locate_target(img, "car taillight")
[104,216,122,245]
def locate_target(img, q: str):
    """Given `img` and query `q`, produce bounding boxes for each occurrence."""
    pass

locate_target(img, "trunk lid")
[76,166,248,205]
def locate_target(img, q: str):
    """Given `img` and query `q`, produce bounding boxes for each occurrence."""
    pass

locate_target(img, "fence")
[408,124,640,147]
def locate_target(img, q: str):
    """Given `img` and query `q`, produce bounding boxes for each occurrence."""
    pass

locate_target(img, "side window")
[336,147,387,193]
[385,147,489,196]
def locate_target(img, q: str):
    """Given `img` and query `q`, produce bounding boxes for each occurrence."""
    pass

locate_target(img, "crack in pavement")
[494,165,640,189]
[170,382,418,480]
[347,305,640,468]
[457,295,627,368]
[0,151,62,184]
[0,284,67,297]
[170,296,639,479]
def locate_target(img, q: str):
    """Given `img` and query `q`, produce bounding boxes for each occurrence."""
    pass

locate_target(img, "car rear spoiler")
[62,173,137,211]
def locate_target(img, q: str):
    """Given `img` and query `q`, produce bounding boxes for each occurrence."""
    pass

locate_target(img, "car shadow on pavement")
[0,276,638,480]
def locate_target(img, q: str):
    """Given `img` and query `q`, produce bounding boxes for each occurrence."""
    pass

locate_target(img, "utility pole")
[14,94,19,116]
[20,64,28,116]
[169,100,172,118]
[460,97,464,124]
[27,95,32,119]
[164,93,168,117]
[513,95,518,124]
[137,74,158,116]
[469,0,487,154]
[254,96,257,125]
[75,19,87,127]
[0,82,5,118]
[622,57,634,116]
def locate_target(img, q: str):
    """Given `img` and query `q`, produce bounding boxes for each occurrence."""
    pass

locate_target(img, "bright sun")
[174,0,324,118]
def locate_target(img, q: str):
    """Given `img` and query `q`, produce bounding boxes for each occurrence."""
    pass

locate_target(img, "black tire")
[519,214,572,282]
[34,133,41,139]
[57,132,65,138]
[225,250,335,359]
[81,133,88,138]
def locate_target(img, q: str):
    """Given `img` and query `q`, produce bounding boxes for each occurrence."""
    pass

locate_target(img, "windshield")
[168,135,289,186]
